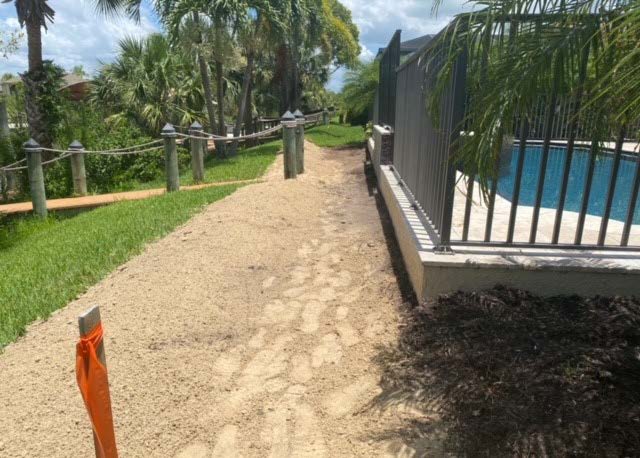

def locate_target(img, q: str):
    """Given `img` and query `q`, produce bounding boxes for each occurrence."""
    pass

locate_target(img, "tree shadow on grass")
[370,286,640,456]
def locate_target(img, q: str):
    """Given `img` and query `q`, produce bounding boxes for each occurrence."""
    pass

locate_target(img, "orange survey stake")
[76,323,118,458]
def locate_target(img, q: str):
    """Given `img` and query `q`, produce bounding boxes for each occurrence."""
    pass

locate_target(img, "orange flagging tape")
[76,323,118,458]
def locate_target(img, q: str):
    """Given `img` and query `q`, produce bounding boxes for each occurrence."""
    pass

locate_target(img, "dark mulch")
[373,286,640,457]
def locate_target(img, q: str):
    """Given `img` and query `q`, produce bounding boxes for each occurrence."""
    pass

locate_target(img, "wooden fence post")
[322,108,329,125]
[161,123,180,192]
[69,140,87,196]
[24,138,47,218]
[189,121,205,183]
[294,109,305,174]
[281,111,298,179]
[77,305,117,458]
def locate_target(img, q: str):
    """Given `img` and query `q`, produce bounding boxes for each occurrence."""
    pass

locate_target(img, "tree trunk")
[276,44,291,114]
[215,59,226,158]
[26,17,43,71]
[291,26,301,109]
[214,20,226,158]
[199,56,216,134]
[22,16,50,147]
[244,79,254,146]
[193,12,216,134]
[230,52,255,155]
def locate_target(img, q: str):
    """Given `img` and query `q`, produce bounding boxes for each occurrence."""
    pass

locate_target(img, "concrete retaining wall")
[370,133,640,300]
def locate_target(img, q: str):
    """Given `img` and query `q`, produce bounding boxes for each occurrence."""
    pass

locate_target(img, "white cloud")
[0,0,159,76]
[0,0,470,90]
[328,0,470,91]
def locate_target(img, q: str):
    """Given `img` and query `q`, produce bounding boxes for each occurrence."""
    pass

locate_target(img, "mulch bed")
[374,285,640,456]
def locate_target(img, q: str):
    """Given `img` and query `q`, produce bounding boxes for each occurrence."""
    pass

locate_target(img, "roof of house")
[377,33,434,58]
[1,74,92,88]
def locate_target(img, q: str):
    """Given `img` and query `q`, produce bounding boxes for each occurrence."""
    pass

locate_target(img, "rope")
[41,152,72,166]
[1,164,27,171]
[179,124,283,142]
[87,145,164,156]
[0,157,27,171]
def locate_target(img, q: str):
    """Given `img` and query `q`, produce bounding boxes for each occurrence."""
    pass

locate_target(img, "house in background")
[2,74,92,102]
[376,33,434,61]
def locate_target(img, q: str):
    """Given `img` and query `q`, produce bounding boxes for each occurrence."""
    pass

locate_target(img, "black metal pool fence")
[374,19,640,251]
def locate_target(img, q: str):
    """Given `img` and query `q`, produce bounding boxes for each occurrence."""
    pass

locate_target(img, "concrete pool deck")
[368,131,640,299]
[450,172,640,247]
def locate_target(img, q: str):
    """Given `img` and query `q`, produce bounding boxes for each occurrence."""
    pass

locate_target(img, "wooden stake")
[24,138,47,218]
[161,123,180,192]
[281,111,298,179]
[293,109,305,174]
[69,140,87,196]
[78,306,106,457]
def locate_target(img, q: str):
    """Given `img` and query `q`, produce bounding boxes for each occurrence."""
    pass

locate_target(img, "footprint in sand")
[213,346,244,379]
[212,425,239,458]
[311,333,343,368]
[290,354,313,384]
[336,306,349,320]
[336,322,360,347]
[297,244,313,258]
[289,266,311,286]
[249,328,267,349]
[316,287,337,303]
[316,243,334,256]
[262,276,277,289]
[262,386,327,457]
[214,335,292,417]
[283,286,307,298]
[300,300,327,334]
[263,300,301,324]
[324,375,378,418]
[313,270,352,289]
[341,286,363,304]
[176,443,209,458]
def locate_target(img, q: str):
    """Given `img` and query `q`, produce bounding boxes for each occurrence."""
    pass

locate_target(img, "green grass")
[113,140,282,191]
[306,122,365,148]
[0,140,283,348]
[0,185,239,348]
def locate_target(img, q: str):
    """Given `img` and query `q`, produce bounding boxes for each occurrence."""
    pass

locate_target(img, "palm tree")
[164,0,245,157]
[274,0,359,113]
[3,0,145,146]
[92,34,204,134]
[341,59,379,124]
[229,0,285,154]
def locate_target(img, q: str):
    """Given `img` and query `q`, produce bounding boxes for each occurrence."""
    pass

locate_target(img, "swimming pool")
[496,144,640,224]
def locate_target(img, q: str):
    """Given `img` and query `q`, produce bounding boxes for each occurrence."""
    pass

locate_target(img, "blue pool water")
[496,145,640,224]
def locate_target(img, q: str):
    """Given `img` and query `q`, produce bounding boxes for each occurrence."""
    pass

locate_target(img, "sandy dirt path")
[0,142,428,457]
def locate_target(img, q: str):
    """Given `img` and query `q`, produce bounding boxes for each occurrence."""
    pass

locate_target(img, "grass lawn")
[0,184,240,348]
[306,122,365,148]
[114,139,282,191]
[0,140,281,348]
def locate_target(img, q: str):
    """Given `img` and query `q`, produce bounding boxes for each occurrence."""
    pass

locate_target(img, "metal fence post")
[24,138,47,218]
[294,109,305,174]
[161,123,180,192]
[281,111,298,179]
[189,121,205,183]
[69,140,87,196]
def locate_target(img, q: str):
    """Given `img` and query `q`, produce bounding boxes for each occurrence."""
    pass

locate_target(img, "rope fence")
[1,108,333,217]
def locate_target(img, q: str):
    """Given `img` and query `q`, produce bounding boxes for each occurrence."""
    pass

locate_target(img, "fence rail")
[375,30,401,128]
[1,108,331,217]
[375,18,640,251]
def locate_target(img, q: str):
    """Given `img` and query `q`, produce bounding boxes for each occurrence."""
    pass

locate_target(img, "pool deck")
[450,172,640,247]
[368,129,640,299]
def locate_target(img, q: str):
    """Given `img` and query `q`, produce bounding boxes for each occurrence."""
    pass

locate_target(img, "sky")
[0,0,469,91]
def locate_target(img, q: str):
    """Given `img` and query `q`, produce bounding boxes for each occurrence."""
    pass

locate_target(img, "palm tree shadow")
[368,285,640,456]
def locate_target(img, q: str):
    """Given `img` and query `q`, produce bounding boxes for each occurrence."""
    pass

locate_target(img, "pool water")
[496,145,640,224]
